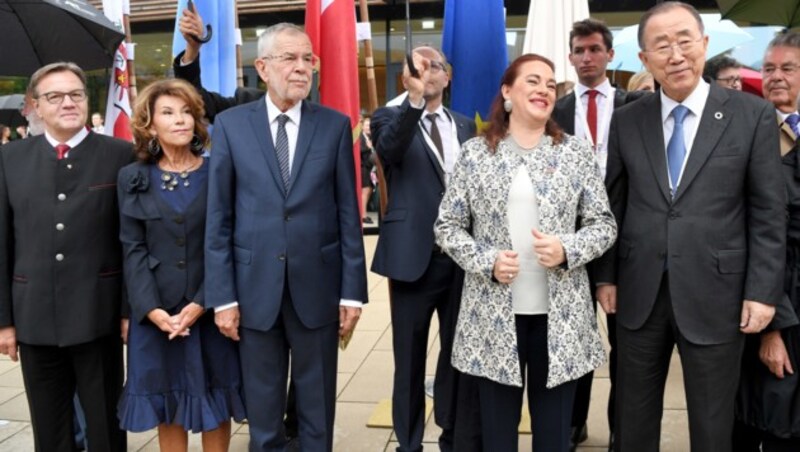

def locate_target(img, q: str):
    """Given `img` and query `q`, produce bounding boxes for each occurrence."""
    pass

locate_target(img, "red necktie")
[55,143,70,160]
[587,89,599,146]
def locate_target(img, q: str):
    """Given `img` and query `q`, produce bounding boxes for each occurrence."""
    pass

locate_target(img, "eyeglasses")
[645,37,704,59]
[762,64,799,78]
[429,60,447,73]
[37,90,87,105]
[715,76,742,87]
[262,52,320,68]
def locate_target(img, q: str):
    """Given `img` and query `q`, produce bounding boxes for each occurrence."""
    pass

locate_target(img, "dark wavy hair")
[482,53,564,152]
[131,78,209,163]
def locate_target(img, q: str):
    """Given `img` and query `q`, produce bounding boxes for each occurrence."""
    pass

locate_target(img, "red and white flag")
[102,0,133,142]
[305,0,362,205]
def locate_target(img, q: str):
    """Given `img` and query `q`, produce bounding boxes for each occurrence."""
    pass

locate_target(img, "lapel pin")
[714,112,723,120]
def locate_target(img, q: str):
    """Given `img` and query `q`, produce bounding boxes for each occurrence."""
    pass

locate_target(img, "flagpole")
[357,0,387,219]
[357,1,378,112]
[234,0,243,88]
[123,7,137,101]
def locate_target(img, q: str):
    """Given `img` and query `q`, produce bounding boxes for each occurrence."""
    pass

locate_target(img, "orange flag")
[305,0,362,209]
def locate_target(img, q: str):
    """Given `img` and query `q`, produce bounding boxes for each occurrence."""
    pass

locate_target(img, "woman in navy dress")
[117,79,245,451]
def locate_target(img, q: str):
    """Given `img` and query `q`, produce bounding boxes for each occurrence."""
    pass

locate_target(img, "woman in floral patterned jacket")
[434,54,617,452]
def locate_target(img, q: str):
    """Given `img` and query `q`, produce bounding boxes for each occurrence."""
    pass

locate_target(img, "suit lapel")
[673,85,730,202]
[614,90,626,109]
[564,94,577,134]
[451,109,472,144]
[289,101,318,192]
[249,99,287,196]
[638,94,671,202]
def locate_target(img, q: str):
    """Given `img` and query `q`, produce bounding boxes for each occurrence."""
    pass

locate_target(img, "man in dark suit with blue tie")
[370,47,476,452]
[596,3,786,451]
[204,23,368,451]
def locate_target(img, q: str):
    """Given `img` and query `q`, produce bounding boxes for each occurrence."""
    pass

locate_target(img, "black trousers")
[477,315,578,452]
[615,273,744,452]
[19,335,125,452]
[390,251,461,452]
[572,309,617,433]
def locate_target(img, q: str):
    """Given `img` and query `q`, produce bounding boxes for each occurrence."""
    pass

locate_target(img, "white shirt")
[574,79,614,175]
[423,105,458,175]
[44,127,89,158]
[660,79,710,190]
[410,100,460,176]
[266,96,302,173]
[507,166,549,315]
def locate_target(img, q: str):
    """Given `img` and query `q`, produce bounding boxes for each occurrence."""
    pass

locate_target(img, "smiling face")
[638,6,708,102]
[569,32,614,88]
[149,95,195,151]
[33,70,88,141]
[502,60,557,128]
[762,45,800,113]
[255,29,314,111]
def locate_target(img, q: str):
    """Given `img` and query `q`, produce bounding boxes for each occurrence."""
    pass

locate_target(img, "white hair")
[256,23,307,58]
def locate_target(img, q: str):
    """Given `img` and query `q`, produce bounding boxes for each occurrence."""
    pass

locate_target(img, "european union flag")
[442,0,508,124]
[172,0,237,97]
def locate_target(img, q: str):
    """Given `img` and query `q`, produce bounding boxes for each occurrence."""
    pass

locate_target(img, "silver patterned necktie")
[275,114,291,188]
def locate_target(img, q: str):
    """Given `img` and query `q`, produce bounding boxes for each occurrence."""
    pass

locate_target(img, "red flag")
[305,0,362,213]
[102,0,132,142]
[105,44,133,141]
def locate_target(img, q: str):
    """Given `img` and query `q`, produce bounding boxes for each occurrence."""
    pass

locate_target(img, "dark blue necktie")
[275,114,291,188]
[785,113,800,138]
[667,105,690,197]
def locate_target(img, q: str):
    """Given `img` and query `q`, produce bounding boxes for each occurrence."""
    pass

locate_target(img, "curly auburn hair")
[482,54,564,152]
[130,78,209,163]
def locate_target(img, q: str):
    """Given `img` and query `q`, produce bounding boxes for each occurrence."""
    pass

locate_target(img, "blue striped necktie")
[785,113,800,138]
[275,114,291,188]
[667,105,690,197]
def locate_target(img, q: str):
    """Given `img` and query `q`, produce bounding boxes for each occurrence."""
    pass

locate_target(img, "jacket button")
[57,193,66,201]
[56,223,64,231]
[284,213,291,221]
[176,237,185,246]
[177,260,186,269]
[278,254,286,261]
[173,216,184,224]
[439,191,444,196]
[55,253,64,261]
[66,164,73,170]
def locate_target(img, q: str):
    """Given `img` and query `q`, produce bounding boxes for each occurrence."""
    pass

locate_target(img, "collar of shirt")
[659,79,710,125]
[777,109,799,123]
[265,96,302,126]
[576,78,613,100]
[44,127,89,150]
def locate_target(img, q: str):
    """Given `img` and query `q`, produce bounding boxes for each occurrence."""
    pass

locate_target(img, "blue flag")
[442,0,508,123]
[172,0,237,97]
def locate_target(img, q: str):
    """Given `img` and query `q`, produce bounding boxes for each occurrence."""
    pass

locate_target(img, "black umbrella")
[0,0,126,77]
[0,94,25,128]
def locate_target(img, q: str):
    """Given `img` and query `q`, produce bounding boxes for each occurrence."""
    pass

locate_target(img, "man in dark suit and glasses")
[370,46,476,452]
[596,2,786,451]
[0,62,132,451]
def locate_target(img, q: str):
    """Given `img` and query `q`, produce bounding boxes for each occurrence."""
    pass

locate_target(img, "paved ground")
[0,235,690,451]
